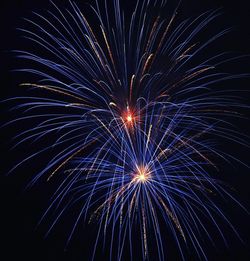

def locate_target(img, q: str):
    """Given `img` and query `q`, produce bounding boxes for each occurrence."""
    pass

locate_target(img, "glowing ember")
[133,166,150,183]
[127,115,133,122]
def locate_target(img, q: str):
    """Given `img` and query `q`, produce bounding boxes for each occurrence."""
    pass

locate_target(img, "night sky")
[0,0,250,260]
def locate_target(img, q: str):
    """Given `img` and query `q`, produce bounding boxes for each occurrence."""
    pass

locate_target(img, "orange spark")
[126,114,133,122]
[122,107,136,126]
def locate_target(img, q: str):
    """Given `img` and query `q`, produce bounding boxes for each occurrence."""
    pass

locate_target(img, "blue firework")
[5,0,249,260]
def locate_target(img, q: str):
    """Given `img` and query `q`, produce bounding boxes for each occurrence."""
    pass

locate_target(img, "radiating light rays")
[36,99,240,261]
[122,107,134,124]
[121,106,138,130]
[126,114,132,123]
[132,165,151,184]
[6,0,249,260]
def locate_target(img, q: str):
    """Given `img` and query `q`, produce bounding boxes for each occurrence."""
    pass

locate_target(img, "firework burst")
[5,0,249,260]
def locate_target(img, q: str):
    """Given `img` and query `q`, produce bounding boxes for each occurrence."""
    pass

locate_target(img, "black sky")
[0,0,250,260]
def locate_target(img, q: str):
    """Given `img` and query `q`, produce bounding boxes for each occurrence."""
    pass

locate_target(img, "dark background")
[0,0,250,260]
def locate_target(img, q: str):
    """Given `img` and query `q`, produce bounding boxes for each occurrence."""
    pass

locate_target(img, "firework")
[6,0,249,260]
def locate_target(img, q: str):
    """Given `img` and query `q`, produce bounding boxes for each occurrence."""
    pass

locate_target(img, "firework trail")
[5,0,249,260]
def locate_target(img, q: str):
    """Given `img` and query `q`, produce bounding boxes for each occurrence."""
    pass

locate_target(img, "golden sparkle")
[133,166,150,183]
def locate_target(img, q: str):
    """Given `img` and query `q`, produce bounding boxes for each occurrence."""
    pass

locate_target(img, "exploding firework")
[5,0,249,260]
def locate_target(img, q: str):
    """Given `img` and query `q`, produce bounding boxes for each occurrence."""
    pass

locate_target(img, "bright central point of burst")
[122,106,134,124]
[138,173,146,182]
[134,166,150,183]
[127,115,132,122]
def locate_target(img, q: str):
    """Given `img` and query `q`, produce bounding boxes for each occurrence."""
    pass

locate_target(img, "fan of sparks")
[7,0,249,260]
